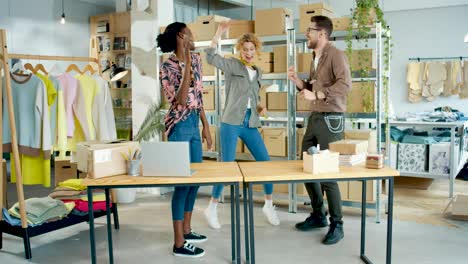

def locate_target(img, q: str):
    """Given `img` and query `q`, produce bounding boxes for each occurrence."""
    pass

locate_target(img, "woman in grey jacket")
[203,22,280,229]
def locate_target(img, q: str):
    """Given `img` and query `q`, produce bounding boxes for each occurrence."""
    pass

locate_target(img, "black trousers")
[301,112,344,223]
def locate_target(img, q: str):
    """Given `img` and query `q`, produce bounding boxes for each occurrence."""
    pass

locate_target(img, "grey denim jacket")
[205,47,262,128]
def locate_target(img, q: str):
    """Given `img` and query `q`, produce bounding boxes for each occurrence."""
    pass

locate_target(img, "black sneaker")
[184,231,208,243]
[295,212,328,231]
[322,221,344,245]
[173,241,205,258]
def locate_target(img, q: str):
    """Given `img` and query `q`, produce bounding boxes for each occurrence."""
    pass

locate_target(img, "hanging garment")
[75,74,99,141]
[425,62,447,98]
[443,61,453,96]
[407,62,423,103]
[92,74,117,141]
[2,74,51,158]
[451,60,463,95]
[9,75,57,187]
[55,73,79,138]
[36,73,57,143]
[460,61,468,99]
[49,75,68,153]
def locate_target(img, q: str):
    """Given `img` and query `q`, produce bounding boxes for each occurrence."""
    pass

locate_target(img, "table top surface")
[82,161,242,187]
[238,160,399,183]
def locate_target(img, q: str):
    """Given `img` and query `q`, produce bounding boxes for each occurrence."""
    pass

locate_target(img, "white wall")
[385,5,468,114]
[0,0,114,68]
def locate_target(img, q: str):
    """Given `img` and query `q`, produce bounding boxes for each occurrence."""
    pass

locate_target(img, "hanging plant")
[345,0,392,115]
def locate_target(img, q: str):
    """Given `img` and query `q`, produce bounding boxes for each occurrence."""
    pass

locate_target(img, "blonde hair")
[235,33,262,55]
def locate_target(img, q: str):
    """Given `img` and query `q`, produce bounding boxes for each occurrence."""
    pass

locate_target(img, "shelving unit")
[156,17,390,222]
[388,120,468,198]
[90,11,132,140]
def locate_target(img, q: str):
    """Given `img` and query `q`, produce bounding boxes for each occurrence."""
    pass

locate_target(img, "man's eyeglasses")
[306,27,321,33]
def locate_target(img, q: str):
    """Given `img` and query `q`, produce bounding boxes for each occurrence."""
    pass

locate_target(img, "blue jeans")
[168,112,202,221]
[212,109,273,199]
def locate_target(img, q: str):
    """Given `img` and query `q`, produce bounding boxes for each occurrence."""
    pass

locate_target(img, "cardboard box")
[348,181,375,201]
[75,141,140,178]
[303,151,340,174]
[259,85,268,108]
[244,128,263,155]
[55,157,80,186]
[332,17,352,31]
[236,139,244,153]
[344,130,377,153]
[347,82,375,113]
[297,53,313,73]
[200,52,215,76]
[189,15,230,41]
[200,125,217,151]
[254,52,274,73]
[255,8,292,36]
[296,127,306,156]
[273,46,287,73]
[299,4,335,33]
[398,143,427,173]
[229,20,255,39]
[296,94,310,111]
[329,140,368,155]
[263,127,287,157]
[267,92,287,111]
[451,195,468,217]
[350,49,376,72]
[202,85,215,110]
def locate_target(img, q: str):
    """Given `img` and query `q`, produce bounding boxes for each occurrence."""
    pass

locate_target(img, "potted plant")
[134,103,166,142]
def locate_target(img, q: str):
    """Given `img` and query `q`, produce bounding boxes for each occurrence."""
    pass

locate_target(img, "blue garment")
[212,109,273,199]
[169,112,202,221]
[1,208,38,227]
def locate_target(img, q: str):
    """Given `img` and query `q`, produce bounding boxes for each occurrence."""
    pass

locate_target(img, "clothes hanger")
[82,64,97,75]
[66,63,84,74]
[11,60,30,76]
[34,63,48,75]
[24,62,35,73]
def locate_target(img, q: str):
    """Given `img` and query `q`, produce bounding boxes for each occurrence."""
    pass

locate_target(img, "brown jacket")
[301,43,352,113]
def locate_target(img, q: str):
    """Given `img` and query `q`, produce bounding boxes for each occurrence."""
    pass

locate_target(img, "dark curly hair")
[156,22,187,53]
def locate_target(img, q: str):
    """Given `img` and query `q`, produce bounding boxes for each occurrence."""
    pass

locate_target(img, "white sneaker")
[204,207,221,229]
[262,205,280,226]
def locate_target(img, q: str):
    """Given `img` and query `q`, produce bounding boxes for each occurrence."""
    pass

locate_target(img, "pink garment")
[61,199,111,212]
[55,73,79,137]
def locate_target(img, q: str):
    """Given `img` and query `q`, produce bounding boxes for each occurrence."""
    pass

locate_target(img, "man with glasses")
[288,15,352,245]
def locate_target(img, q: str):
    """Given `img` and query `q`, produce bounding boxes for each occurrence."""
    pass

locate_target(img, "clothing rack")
[0,29,118,259]
[409,56,468,62]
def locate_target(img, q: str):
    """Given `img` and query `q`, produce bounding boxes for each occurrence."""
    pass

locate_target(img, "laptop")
[141,142,196,176]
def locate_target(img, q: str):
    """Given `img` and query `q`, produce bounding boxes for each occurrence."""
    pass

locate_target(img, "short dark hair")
[310,16,333,38]
[156,22,187,53]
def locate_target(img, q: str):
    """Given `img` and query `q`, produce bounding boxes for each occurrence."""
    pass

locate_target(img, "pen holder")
[127,159,141,176]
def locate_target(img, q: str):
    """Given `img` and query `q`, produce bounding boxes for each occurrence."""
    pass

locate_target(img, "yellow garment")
[64,202,76,213]
[80,193,106,202]
[54,90,68,154]
[58,179,86,191]
[66,116,86,152]
[10,152,51,187]
[10,75,57,187]
[75,75,98,141]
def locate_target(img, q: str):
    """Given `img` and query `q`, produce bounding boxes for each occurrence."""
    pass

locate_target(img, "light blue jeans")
[168,112,202,221]
[212,109,273,199]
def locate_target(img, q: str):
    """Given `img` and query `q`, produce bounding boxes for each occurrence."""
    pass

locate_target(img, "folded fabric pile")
[4,197,74,226]
[50,179,110,214]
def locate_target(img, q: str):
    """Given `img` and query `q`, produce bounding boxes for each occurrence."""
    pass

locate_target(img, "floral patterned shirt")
[160,53,204,135]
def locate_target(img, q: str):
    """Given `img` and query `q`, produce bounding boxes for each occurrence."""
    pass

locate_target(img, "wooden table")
[238,160,400,264]
[82,162,243,264]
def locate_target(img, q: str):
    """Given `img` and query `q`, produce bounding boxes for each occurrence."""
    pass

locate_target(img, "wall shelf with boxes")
[90,11,132,140]
[388,120,468,198]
